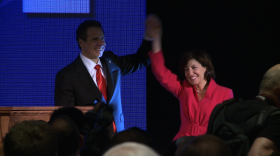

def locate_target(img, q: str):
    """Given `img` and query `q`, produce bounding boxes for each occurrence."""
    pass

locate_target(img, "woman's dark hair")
[179,49,215,82]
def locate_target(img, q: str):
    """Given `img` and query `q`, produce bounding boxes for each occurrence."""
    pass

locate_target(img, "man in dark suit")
[55,15,158,132]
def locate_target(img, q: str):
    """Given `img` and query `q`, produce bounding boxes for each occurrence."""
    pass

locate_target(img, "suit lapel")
[101,57,114,103]
[75,56,103,101]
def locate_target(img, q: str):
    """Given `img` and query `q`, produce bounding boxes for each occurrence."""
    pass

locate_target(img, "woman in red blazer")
[146,15,233,141]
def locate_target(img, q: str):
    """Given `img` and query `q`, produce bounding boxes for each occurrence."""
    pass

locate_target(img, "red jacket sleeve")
[149,50,183,97]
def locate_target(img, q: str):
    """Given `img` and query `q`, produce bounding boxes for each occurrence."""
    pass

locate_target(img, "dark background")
[146,1,280,154]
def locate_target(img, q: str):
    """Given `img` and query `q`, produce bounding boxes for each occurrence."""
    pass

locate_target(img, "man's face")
[79,27,106,60]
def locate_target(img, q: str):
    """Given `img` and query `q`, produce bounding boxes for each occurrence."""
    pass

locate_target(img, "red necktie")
[95,64,116,133]
[94,64,117,132]
[94,65,107,101]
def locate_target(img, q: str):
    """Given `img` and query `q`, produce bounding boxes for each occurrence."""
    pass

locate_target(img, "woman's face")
[184,59,207,87]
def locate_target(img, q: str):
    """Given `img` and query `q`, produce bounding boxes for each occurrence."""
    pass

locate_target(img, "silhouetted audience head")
[259,64,280,107]
[179,50,215,81]
[178,135,232,156]
[81,103,116,156]
[103,142,160,156]
[49,115,83,156]
[164,136,196,156]
[3,120,57,156]
[110,127,151,148]
[81,127,111,156]
[174,136,196,156]
[50,106,86,136]
[176,136,196,147]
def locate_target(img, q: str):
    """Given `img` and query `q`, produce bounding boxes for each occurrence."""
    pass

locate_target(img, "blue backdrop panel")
[0,0,147,130]
[23,0,90,13]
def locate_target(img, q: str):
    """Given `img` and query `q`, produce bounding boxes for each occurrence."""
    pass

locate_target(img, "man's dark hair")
[3,120,57,156]
[81,128,111,156]
[179,49,215,82]
[76,20,104,49]
[178,135,232,156]
[50,106,86,136]
[49,115,81,156]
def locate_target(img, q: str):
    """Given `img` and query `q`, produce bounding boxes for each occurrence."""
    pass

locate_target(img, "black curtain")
[146,1,280,154]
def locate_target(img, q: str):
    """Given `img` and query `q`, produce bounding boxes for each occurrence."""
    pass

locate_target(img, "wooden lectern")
[0,106,93,144]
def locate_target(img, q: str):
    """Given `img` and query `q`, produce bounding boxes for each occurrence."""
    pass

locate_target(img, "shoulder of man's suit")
[56,58,79,75]
[102,50,115,58]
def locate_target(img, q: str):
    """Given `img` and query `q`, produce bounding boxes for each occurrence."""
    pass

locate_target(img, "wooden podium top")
[0,106,93,146]
[0,106,93,112]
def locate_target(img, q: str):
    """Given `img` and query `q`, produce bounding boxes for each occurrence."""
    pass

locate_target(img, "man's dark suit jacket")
[54,40,151,132]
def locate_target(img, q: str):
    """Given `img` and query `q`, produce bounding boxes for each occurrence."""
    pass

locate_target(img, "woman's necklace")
[196,89,206,94]
[196,84,208,94]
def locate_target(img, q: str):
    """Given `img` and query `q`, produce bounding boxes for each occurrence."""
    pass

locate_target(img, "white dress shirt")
[80,53,107,86]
